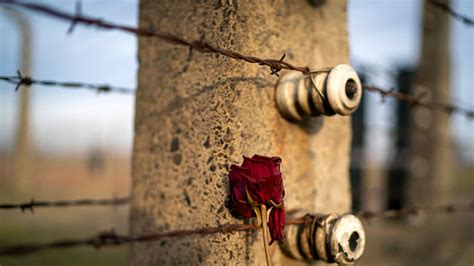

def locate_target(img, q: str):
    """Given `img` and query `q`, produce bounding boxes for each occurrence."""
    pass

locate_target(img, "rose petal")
[242,156,274,182]
[268,207,286,245]
[229,165,254,218]
[251,155,282,176]
[248,174,283,204]
[252,155,282,176]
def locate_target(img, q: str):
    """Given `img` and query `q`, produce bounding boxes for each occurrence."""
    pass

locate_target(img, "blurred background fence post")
[130,1,353,265]
[5,7,32,181]
[408,0,453,208]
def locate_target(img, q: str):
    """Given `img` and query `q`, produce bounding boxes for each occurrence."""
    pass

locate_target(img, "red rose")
[228,155,285,245]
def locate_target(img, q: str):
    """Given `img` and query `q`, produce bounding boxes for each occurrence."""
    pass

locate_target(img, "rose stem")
[260,205,272,266]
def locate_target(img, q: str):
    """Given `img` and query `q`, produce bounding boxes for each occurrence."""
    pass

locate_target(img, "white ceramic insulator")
[280,211,366,264]
[275,64,362,121]
[275,71,305,121]
[326,64,362,115]
[330,214,366,264]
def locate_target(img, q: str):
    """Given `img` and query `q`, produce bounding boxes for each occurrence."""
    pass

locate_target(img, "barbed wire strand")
[1,2,473,118]
[428,0,474,26]
[356,200,474,219]
[363,85,474,119]
[0,71,135,94]
[2,72,473,119]
[0,0,310,76]
[1,182,472,213]
[354,64,474,117]
[0,196,130,213]
[0,201,471,256]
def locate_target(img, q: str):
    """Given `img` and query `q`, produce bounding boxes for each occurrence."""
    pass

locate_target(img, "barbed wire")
[0,196,130,212]
[356,200,474,219]
[363,85,474,119]
[1,182,471,213]
[0,71,135,94]
[2,71,473,119]
[0,222,262,256]
[429,0,474,26]
[354,63,474,118]
[349,183,474,200]
[0,200,471,256]
[0,0,310,76]
[1,1,473,118]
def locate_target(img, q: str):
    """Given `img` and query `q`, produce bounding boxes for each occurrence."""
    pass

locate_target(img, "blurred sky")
[0,0,472,161]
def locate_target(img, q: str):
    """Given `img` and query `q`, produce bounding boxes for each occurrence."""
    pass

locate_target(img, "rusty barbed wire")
[428,0,474,26]
[0,183,469,213]
[363,84,474,119]
[349,183,474,200]
[1,1,472,118]
[0,0,310,76]
[0,223,263,256]
[354,63,474,119]
[356,200,474,219]
[0,196,130,213]
[2,71,473,119]
[0,201,471,256]
[0,71,135,94]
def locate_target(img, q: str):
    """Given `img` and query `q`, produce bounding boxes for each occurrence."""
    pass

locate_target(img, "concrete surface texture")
[131,0,351,265]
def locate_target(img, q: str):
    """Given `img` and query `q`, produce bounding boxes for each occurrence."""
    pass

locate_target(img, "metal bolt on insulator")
[275,64,362,121]
[280,210,366,265]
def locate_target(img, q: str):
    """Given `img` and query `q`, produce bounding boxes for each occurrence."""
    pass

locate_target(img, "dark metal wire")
[0,201,471,256]
[0,222,262,256]
[429,0,474,26]
[363,85,474,119]
[2,72,473,119]
[0,196,130,212]
[0,0,310,76]
[0,71,135,94]
[0,2,472,118]
[356,200,474,219]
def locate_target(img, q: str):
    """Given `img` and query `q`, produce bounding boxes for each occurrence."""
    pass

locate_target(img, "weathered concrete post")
[131,1,352,265]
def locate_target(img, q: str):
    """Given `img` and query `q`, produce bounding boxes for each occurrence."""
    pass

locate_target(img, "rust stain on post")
[131,1,351,265]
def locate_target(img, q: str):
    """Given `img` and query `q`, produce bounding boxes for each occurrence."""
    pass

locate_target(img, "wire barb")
[0,196,130,212]
[67,0,81,34]
[0,73,135,94]
[0,201,471,256]
[0,0,311,76]
[428,0,474,26]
